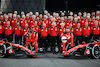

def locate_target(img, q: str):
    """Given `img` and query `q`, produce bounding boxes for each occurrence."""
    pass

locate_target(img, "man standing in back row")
[49,19,59,54]
[39,23,48,53]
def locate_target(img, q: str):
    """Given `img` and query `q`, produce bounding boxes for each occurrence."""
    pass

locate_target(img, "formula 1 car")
[61,36,100,59]
[0,39,37,58]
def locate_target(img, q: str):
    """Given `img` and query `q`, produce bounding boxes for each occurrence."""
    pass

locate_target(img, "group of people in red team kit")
[0,10,100,54]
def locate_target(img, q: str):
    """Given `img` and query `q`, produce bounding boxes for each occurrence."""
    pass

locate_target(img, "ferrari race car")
[0,39,37,58]
[61,36,100,59]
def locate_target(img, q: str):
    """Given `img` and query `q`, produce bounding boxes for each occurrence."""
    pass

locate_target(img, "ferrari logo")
[60,29,62,31]
[19,45,23,48]
[51,28,53,30]
[82,21,84,23]
[31,21,33,23]
[4,22,5,24]
[73,23,75,25]
[12,21,14,22]
[94,28,96,30]
[67,23,69,24]
[21,21,23,23]
[41,29,43,31]
[76,29,78,31]
[27,34,28,36]
[75,46,79,48]
[24,29,26,31]
[15,28,17,30]
[91,22,93,24]
[5,27,7,29]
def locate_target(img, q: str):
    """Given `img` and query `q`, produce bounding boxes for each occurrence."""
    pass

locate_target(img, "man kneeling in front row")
[25,25,38,57]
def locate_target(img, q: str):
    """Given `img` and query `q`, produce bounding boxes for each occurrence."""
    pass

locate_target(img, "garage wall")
[1,0,45,14]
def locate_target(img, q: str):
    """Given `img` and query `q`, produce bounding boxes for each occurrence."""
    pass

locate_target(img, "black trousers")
[5,34,12,42]
[38,34,41,48]
[93,35,99,40]
[40,36,48,51]
[83,36,90,43]
[50,36,57,52]
[23,36,26,46]
[57,34,61,52]
[75,36,82,45]
[15,35,21,44]
[0,34,3,39]
[47,34,50,46]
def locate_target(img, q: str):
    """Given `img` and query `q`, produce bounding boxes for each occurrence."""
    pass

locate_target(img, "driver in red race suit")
[25,25,38,57]
[61,27,74,53]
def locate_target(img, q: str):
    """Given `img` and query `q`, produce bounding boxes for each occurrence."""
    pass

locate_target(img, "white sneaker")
[40,48,43,52]
[32,47,34,50]
[62,51,65,54]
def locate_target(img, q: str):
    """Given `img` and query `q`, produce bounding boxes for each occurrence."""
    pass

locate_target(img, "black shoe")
[53,52,55,54]
[43,50,45,54]
[53,51,56,54]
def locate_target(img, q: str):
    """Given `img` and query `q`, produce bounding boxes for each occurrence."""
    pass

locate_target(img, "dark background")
[46,0,100,13]
[0,0,100,13]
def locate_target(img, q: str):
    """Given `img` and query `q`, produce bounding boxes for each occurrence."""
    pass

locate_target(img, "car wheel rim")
[94,47,99,57]
[0,46,5,57]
